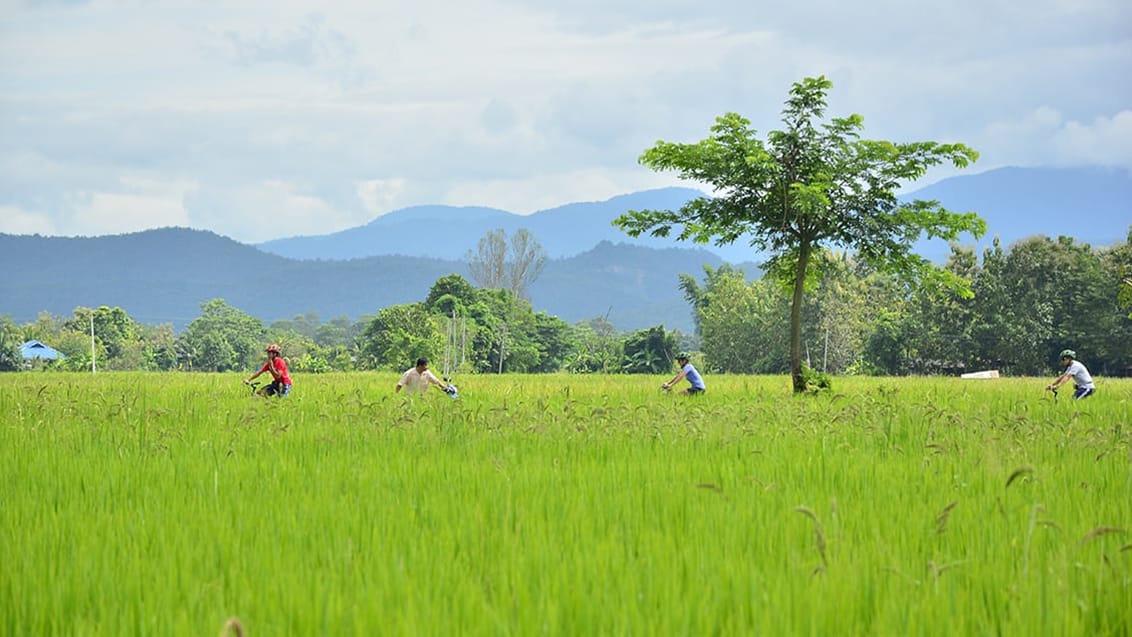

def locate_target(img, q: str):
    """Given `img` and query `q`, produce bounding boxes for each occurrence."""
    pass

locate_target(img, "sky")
[1,0,1130,244]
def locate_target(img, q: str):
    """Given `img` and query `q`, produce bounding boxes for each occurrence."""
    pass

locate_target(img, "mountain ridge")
[256,187,719,261]
[2,166,1128,334]
[0,229,721,332]
[255,167,1131,264]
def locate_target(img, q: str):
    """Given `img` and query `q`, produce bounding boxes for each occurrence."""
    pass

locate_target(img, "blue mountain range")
[257,166,1131,265]
[2,166,1127,334]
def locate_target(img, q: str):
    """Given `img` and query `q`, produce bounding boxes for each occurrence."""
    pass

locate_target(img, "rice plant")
[0,372,1128,635]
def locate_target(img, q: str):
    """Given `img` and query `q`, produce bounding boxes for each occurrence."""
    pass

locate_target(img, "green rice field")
[1,372,1130,636]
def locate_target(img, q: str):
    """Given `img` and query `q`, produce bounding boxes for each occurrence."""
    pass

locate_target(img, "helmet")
[266,343,282,354]
[1059,349,1075,360]
[676,352,690,361]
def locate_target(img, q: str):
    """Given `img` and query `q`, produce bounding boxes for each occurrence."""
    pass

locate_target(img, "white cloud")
[67,175,197,236]
[1054,111,1132,167]
[69,193,189,236]
[205,180,373,242]
[357,178,407,217]
[440,167,688,215]
[1,0,1129,242]
[977,107,1132,170]
[0,205,56,236]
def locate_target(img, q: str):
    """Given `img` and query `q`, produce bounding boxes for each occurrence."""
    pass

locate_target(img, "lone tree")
[466,229,508,290]
[466,228,547,300]
[614,76,986,393]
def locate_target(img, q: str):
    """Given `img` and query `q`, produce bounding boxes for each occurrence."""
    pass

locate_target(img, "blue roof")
[20,340,65,360]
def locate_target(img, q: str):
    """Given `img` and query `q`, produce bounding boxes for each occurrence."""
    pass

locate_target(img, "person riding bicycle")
[661,352,705,395]
[246,343,292,397]
[1046,348,1095,400]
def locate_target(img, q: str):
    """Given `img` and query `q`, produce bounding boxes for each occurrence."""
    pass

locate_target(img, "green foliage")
[469,289,533,372]
[566,317,622,373]
[356,303,445,371]
[425,274,479,316]
[615,76,985,392]
[678,263,746,337]
[193,332,240,372]
[861,309,907,375]
[0,315,22,371]
[7,227,1129,378]
[801,251,902,374]
[137,323,179,371]
[270,312,324,339]
[267,313,367,370]
[696,270,790,374]
[531,312,577,373]
[799,363,832,393]
[620,325,676,374]
[356,279,581,375]
[50,329,98,372]
[313,316,358,347]
[61,306,142,369]
[857,230,1132,377]
[179,299,266,372]
[1107,226,1132,328]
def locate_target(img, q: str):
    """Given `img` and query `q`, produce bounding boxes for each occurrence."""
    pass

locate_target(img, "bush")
[800,363,832,394]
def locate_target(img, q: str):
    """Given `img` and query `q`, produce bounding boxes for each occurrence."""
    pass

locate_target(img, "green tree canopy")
[615,76,986,392]
[532,312,577,373]
[63,306,138,364]
[677,263,746,337]
[566,317,621,374]
[179,299,266,372]
[621,325,677,374]
[425,274,480,316]
[0,315,22,371]
[697,271,790,374]
[356,303,445,371]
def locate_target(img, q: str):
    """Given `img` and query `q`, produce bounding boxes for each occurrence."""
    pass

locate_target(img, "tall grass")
[1,373,1129,635]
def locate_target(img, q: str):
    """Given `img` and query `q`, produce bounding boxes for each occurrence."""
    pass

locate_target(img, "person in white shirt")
[1046,349,1096,400]
[395,357,449,394]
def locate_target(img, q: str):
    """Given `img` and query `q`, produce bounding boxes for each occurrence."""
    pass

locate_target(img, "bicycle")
[442,378,459,399]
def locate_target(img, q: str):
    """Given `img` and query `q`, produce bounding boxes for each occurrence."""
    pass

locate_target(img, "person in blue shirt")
[662,352,706,395]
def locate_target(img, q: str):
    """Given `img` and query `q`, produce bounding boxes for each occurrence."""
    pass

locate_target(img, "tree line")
[684,231,1132,377]
[2,228,1128,378]
[0,274,688,377]
[4,76,1131,380]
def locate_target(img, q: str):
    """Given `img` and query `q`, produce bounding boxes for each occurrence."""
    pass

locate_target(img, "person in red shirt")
[245,343,292,397]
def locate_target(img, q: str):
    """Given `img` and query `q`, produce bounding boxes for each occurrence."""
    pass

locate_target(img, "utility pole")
[497,323,506,374]
[823,326,829,373]
[89,312,96,374]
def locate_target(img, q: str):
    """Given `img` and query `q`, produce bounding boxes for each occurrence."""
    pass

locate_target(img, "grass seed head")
[219,617,244,637]
[1005,466,1034,488]
[1080,526,1125,543]
[935,500,958,534]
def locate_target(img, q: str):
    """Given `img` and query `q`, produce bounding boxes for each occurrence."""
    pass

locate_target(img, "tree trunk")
[790,241,812,393]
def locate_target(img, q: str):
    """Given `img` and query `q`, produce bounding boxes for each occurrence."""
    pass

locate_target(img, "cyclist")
[246,343,292,397]
[1046,348,1095,400]
[662,352,706,395]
